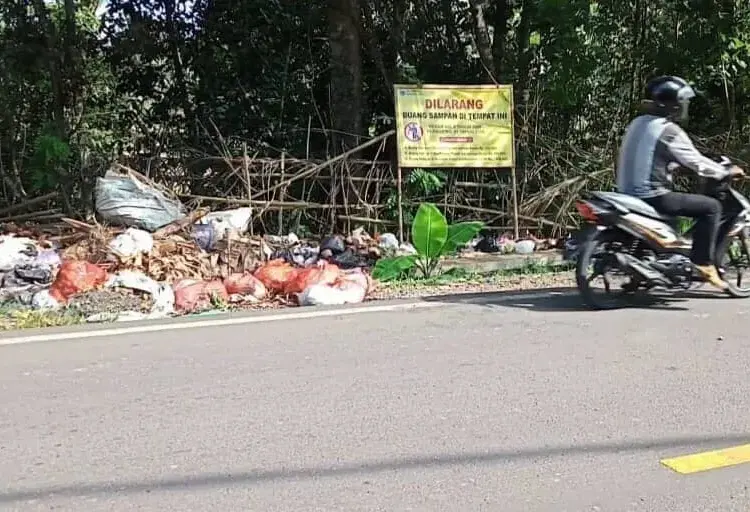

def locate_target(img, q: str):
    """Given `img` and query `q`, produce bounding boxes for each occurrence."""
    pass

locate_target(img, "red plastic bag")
[283,261,340,296]
[173,279,229,312]
[253,259,297,294]
[49,260,108,302]
[224,273,267,299]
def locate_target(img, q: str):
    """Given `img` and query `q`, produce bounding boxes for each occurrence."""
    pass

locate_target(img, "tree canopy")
[1,0,748,228]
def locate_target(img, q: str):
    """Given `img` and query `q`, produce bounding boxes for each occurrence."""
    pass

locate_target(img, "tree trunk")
[469,0,496,81]
[516,0,535,97]
[328,0,363,152]
[491,0,511,79]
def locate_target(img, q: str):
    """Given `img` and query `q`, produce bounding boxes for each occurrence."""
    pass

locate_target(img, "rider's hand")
[730,165,745,178]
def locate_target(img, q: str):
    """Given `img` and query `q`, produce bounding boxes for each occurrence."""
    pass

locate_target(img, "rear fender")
[575,198,620,225]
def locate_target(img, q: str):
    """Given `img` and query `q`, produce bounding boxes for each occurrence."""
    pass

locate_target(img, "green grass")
[380,260,575,290]
[0,303,85,331]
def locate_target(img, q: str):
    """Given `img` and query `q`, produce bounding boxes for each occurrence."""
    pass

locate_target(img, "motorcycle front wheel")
[716,230,750,298]
[575,226,637,310]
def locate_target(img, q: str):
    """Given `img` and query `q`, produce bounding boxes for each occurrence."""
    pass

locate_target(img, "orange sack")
[49,260,108,302]
[223,272,267,299]
[282,261,340,296]
[253,259,297,294]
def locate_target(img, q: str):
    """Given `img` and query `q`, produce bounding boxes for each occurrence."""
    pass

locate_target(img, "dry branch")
[250,130,395,200]
[0,192,58,217]
[337,215,398,226]
[153,208,210,239]
[0,208,61,223]
[184,194,385,211]
[61,218,98,232]
[112,163,179,200]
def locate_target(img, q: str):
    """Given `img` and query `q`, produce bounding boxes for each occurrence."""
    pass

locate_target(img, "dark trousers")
[644,192,721,265]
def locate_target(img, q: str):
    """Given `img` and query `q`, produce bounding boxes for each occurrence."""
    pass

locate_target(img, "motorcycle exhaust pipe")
[614,252,671,286]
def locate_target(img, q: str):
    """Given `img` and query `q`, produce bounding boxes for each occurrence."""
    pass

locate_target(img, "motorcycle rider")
[616,75,745,290]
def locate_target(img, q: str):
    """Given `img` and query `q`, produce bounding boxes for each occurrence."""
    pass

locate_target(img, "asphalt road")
[1,290,750,511]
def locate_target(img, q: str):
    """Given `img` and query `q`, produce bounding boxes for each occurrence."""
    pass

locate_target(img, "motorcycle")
[573,156,750,309]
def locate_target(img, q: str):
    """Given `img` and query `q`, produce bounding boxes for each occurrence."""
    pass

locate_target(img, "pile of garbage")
[468,233,561,255]
[0,166,565,324]
[0,168,419,321]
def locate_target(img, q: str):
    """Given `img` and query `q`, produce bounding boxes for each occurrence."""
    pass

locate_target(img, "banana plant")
[373,203,484,281]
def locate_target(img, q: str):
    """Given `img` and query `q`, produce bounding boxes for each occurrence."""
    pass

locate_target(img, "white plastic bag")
[108,228,154,259]
[297,269,370,306]
[196,207,253,241]
[515,239,536,254]
[31,290,61,310]
[0,236,37,272]
[378,233,399,250]
[106,270,175,316]
[297,282,367,306]
[398,242,418,255]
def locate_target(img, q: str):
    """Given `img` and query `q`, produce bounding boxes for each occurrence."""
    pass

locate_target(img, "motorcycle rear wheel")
[575,227,637,310]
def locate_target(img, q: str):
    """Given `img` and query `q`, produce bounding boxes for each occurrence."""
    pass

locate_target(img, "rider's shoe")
[694,264,728,290]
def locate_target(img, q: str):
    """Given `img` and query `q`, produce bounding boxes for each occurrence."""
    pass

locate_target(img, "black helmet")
[643,75,696,123]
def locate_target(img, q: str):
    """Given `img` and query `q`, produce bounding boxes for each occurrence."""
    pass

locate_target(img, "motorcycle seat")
[591,191,670,221]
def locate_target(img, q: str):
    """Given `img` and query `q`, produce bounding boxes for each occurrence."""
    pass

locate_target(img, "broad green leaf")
[444,221,484,254]
[372,255,417,281]
[411,203,448,261]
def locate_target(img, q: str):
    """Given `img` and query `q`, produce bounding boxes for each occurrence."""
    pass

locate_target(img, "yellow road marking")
[661,444,750,474]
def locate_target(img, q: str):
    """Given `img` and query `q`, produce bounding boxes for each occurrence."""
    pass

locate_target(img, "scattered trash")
[265,233,300,246]
[515,239,536,254]
[31,290,60,310]
[191,224,216,251]
[328,248,369,269]
[271,245,319,267]
[563,235,580,262]
[399,242,417,256]
[0,236,37,272]
[95,169,186,231]
[319,235,346,257]
[71,288,152,318]
[475,235,499,253]
[497,236,516,254]
[106,269,175,316]
[0,262,55,304]
[197,207,252,242]
[0,195,566,322]
[378,233,399,252]
[34,248,62,268]
[108,228,154,261]
[347,227,373,249]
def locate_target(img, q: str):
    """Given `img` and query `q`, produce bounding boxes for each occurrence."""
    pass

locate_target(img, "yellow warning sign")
[394,84,515,168]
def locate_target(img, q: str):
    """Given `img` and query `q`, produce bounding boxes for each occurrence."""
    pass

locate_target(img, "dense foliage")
[1,0,749,225]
